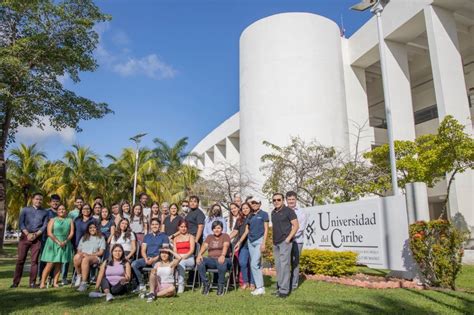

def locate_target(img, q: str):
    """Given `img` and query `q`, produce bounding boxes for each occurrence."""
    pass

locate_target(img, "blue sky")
[14,0,371,163]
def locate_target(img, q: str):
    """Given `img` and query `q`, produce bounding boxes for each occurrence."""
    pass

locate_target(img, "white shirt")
[143,207,151,218]
[293,207,308,244]
[110,232,136,252]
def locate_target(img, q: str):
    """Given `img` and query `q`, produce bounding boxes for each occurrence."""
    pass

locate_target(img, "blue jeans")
[238,245,254,285]
[248,237,264,289]
[131,258,156,285]
[197,257,230,286]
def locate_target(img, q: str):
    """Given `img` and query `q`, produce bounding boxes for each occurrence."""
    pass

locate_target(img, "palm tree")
[106,147,158,203]
[153,137,195,171]
[58,144,103,206]
[6,143,46,227]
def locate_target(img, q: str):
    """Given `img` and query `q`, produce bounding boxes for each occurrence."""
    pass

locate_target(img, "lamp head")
[350,0,388,11]
[130,133,147,144]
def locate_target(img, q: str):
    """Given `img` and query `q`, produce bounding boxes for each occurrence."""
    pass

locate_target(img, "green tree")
[0,0,112,247]
[365,115,474,211]
[6,143,46,227]
[153,137,194,171]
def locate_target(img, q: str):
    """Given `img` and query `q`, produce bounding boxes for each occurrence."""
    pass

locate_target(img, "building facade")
[187,0,474,232]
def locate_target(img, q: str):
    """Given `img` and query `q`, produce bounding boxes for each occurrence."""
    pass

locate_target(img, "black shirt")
[163,215,181,236]
[233,217,248,247]
[271,206,297,245]
[185,208,205,239]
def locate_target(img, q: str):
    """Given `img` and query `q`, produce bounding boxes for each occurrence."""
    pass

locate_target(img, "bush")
[262,227,274,266]
[409,219,469,289]
[300,249,358,277]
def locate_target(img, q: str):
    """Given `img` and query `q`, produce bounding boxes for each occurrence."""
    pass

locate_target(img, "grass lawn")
[0,244,473,314]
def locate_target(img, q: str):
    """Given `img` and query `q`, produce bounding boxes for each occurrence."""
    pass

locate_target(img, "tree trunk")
[0,150,6,249]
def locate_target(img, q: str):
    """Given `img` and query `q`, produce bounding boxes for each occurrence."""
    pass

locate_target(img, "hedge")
[300,249,358,277]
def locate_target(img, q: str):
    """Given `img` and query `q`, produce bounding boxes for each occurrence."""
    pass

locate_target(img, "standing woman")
[39,205,74,288]
[246,198,269,296]
[162,203,181,236]
[99,207,115,243]
[173,219,195,293]
[120,201,131,220]
[74,204,97,248]
[203,204,227,240]
[228,203,240,233]
[89,244,131,302]
[231,202,254,290]
[130,204,148,244]
[92,202,102,221]
[111,203,122,226]
[149,202,162,224]
[110,219,137,261]
[74,222,106,291]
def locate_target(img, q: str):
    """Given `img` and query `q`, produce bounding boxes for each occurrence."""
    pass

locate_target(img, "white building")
[187,0,474,233]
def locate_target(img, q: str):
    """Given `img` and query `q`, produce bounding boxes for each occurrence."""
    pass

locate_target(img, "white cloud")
[16,118,76,146]
[112,30,130,46]
[113,54,177,79]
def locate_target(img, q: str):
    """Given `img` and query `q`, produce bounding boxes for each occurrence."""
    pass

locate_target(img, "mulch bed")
[262,268,424,290]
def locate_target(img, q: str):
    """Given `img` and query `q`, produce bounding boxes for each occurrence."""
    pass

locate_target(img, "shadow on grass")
[0,287,137,313]
[404,288,474,314]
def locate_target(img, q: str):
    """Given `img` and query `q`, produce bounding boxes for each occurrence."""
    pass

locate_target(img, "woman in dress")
[162,203,180,236]
[39,205,74,288]
[89,244,132,302]
[74,222,106,292]
[173,219,195,293]
[110,218,136,261]
[130,204,148,244]
[203,204,227,240]
[142,247,182,302]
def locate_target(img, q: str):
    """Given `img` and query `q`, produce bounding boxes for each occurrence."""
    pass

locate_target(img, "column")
[383,40,416,141]
[425,5,473,229]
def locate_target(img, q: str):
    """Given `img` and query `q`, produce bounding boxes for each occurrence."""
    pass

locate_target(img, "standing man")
[139,193,151,218]
[271,192,299,298]
[38,194,61,278]
[286,191,308,291]
[11,193,48,288]
[185,196,205,244]
[180,200,189,217]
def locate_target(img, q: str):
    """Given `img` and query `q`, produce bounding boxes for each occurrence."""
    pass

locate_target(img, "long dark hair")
[114,218,132,242]
[78,203,92,221]
[108,244,127,266]
[120,200,131,216]
[82,222,102,241]
[228,202,240,228]
[100,207,111,221]
[130,203,145,225]
[237,202,251,226]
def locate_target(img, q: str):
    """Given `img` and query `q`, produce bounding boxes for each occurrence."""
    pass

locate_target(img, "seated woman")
[73,222,106,292]
[197,221,231,296]
[141,247,182,302]
[173,219,195,293]
[89,244,131,302]
[110,218,137,261]
[39,204,74,288]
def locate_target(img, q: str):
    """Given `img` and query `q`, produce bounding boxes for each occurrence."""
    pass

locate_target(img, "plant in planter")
[409,219,469,289]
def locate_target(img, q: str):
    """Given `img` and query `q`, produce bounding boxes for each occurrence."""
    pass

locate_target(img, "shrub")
[300,249,358,277]
[262,227,274,266]
[409,219,469,289]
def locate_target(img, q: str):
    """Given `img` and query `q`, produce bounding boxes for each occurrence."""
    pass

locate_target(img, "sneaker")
[145,293,155,303]
[201,283,210,295]
[177,285,184,294]
[77,282,88,292]
[106,293,114,302]
[74,275,82,287]
[10,284,18,289]
[251,287,265,296]
[133,284,146,293]
[276,292,289,298]
[217,285,225,296]
[89,291,105,298]
[62,279,69,286]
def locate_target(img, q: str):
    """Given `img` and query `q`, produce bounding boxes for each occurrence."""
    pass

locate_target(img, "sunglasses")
[250,201,260,204]
[272,198,282,202]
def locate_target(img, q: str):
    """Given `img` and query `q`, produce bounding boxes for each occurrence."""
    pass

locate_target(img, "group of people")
[11,190,308,301]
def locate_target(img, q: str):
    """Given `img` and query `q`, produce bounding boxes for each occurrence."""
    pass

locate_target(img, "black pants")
[100,278,128,295]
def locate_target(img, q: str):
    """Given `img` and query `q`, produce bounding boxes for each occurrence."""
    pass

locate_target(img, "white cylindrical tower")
[240,12,349,201]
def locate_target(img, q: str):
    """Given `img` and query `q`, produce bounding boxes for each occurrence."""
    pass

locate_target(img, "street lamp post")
[351,0,399,195]
[130,133,147,204]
